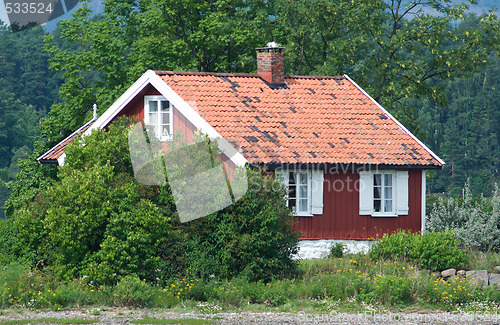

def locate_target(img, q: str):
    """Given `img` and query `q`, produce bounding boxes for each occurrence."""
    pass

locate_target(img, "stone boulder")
[457,270,466,279]
[441,268,456,278]
[431,271,441,278]
[466,270,489,288]
[489,273,500,287]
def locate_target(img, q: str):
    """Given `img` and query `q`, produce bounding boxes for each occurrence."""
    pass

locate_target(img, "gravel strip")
[1,309,500,324]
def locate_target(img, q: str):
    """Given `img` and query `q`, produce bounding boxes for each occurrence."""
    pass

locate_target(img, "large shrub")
[369,230,467,271]
[10,119,298,284]
[182,167,299,282]
[426,182,500,252]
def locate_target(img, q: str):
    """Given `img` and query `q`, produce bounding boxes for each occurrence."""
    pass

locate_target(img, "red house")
[39,43,443,258]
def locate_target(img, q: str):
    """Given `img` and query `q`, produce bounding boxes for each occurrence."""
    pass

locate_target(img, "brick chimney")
[256,42,285,85]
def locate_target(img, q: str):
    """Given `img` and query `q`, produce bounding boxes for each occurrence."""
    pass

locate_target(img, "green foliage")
[0,218,25,267]
[369,230,467,271]
[10,120,297,284]
[2,253,500,311]
[180,167,299,282]
[42,0,271,146]
[329,242,345,259]
[0,23,61,214]
[371,275,413,306]
[11,120,175,283]
[427,183,500,252]
[112,275,156,307]
[417,231,468,272]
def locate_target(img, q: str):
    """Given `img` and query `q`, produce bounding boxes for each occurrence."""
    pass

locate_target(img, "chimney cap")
[266,41,281,48]
[256,42,284,51]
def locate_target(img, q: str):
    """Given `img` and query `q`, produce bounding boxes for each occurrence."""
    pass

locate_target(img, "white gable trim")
[85,70,248,167]
[37,118,96,165]
[343,75,445,166]
[85,72,153,134]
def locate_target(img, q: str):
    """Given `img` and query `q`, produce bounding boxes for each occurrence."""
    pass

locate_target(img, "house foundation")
[294,239,376,259]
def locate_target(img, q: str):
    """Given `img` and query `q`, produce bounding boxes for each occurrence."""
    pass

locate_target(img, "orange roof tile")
[156,71,442,167]
[38,119,96,163]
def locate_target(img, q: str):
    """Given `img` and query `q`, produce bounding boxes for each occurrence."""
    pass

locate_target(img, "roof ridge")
[286,75,344,80]
[154,70,345,80]
[155,71,258,78]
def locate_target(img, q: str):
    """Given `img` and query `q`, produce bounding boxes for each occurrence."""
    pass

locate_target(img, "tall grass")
[1,251,500,313]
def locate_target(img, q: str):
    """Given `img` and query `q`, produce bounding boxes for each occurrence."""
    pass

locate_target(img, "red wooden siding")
[294,170,422,240]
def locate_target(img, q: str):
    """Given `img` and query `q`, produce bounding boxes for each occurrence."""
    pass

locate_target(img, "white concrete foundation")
[294,239,375,259]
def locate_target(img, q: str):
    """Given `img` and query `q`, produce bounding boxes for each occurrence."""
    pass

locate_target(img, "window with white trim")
[373,173,394,213]
[288,171,309,214]
[144,96,173,141]
[359,170,408,217]
[277,169,324,216]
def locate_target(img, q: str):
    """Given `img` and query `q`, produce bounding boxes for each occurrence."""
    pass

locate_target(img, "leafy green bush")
[0,218,24,266]
[417,231,468,272]
[329,242,345,258]
[369,230,467,271]
[113,275,156,307]
[181,167,299,282]
[372,275,413,305]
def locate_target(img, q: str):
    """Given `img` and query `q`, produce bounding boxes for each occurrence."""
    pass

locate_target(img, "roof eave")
[37,118,96,165]
[257,162,443,171]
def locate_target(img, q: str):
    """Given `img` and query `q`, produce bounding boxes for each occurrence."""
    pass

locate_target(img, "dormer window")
[144,95,173,141]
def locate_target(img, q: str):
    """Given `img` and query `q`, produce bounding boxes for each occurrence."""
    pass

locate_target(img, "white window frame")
[359,170,409,217]
[276,169,324,217]
[144,95,173,141]
[287,170,311,216]
[372,172,395,216]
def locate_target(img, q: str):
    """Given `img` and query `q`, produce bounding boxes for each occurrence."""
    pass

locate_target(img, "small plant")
[112,275,155,307]
[369,230,467,271]
[329,243,345,258]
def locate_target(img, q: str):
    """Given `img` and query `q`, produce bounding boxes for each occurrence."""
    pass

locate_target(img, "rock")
[494,266,500,273]
[457,270,466,278]
[441,268,456,278]
[489,273,500,287]
[466,270,489,288]
[432,271,441,278]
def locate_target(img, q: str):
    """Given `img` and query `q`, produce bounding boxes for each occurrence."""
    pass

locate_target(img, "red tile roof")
[156,71,442,167]
[38,119,96,163]
[39,70,442,168]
